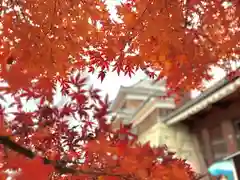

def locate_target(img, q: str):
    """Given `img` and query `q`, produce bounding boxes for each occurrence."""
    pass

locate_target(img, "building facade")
[110,78,207,175]
[162,73,240,179]
[163,75,240,163]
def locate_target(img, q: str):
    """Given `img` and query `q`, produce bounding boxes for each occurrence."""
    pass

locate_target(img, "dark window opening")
[209,125,228,161]
[159,109,174,117]
[233,119,240,150]
[121,102,126,109]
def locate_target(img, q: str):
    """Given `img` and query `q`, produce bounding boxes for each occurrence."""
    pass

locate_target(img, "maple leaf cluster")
[116,0,240,90]
[0,72,200,180]
[0,0,239,93]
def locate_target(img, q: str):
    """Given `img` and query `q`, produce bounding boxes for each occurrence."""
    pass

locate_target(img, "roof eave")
[164,77,240,125]
[110,88,125,111]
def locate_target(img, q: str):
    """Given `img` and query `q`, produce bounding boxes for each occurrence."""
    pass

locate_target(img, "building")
[110,78,206,174]
[163,71,240,177]
[110,78,170,129]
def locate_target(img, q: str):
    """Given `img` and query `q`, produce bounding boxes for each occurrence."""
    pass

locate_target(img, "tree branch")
[0,136,124,177]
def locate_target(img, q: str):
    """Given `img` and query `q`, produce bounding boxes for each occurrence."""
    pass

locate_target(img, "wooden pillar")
[201,128,214,165]
[192,134,210,179]
[221,120,238,154]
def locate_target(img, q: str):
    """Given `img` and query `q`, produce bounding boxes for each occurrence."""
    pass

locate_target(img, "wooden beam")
[212,100,232,109]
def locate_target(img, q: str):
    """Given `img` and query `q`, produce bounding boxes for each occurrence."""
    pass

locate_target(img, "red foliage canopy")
[0,0,239,179]
[0,73,199,180]
[0,0,239,92]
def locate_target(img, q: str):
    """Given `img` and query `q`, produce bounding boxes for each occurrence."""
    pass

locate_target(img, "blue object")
[208,160,234,180]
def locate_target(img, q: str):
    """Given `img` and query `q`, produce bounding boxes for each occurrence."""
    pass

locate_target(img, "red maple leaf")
[98,71,106,82]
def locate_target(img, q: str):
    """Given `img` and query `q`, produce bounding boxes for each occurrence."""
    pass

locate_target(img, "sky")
[89,66,227,101]
[89,61,240,101]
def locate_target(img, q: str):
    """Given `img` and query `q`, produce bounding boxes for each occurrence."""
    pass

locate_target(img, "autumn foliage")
[0,0,239,179]
[0,73,198,180]
[0,0,239,92]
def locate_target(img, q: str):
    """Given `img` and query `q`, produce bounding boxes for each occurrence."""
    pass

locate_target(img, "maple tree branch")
[0,136,128,178]
[9,0,28,23]
[0,136,35,158]
[0,135,207,180]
